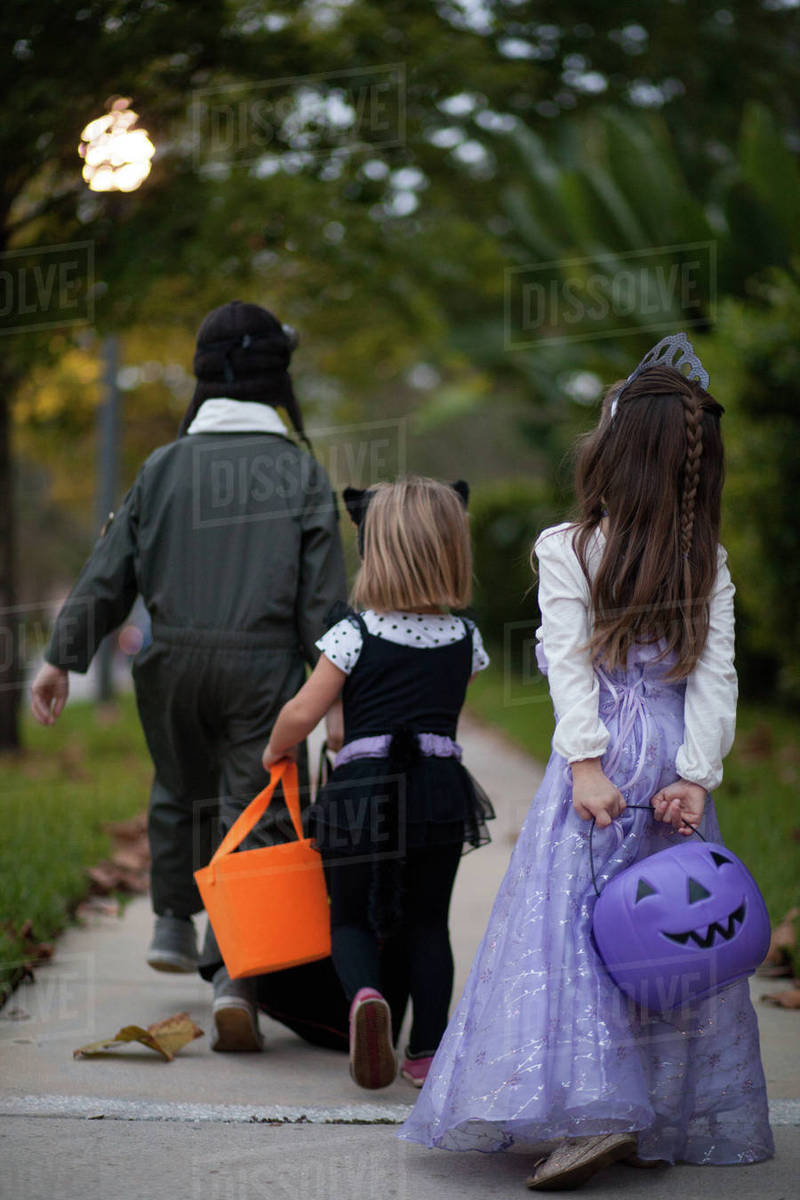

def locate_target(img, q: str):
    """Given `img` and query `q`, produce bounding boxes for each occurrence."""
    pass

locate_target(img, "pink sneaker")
[400,1052,434,1087]
[348,987,396,1089]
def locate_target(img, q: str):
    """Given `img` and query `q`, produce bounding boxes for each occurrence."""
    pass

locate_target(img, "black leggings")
[322,843,463,1057]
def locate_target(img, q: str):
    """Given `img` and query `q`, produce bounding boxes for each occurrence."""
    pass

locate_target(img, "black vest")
[342,614,473,742]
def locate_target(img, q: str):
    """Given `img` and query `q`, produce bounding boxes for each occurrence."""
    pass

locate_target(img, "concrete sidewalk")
[2,716,798,1199]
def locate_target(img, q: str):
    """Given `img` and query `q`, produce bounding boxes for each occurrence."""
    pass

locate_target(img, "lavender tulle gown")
[399,644,774,1164]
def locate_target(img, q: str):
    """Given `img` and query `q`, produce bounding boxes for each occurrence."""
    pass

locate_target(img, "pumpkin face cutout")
[592,840,770,1013]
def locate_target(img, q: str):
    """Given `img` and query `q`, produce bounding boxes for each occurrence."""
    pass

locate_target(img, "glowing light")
[78,98,154,193]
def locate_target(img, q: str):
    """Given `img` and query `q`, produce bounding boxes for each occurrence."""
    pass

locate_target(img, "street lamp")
[79,98,154,702]
[78,98,155,192]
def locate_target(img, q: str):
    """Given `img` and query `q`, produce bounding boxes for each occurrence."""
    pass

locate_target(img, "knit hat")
[179,300,307,441]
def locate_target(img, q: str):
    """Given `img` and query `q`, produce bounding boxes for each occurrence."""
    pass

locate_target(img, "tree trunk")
[0,379,21,750]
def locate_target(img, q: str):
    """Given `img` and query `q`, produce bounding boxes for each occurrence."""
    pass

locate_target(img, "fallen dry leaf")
[146,1012,205,1057]
[85,811,150,897]
[101,814,147,841]
[756,963,794,978]
[772,907,800,947]
[87,862,122,893]
[2,919,55,966]
[73,1011,203,1061]
[75,896,121,921]
[111,847,148,873]
[57,743,91,781]
[759,906,799,970]
[778,741,800,765]
[761,987,800,1009]
[74,1024,171,1061]
[87,860,148,896]
[740,723,773,760]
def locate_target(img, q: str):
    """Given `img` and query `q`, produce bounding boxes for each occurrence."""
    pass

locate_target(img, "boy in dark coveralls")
[31,301,348,1050]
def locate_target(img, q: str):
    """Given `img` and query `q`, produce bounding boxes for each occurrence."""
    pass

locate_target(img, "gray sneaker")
[146,915,199,974]
[211,967,263,1052]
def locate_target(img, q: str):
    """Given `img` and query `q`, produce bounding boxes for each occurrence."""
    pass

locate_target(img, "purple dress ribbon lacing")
[595,666,650,794]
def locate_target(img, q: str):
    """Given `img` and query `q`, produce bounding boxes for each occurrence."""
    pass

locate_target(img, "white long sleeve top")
[534,522,737,792]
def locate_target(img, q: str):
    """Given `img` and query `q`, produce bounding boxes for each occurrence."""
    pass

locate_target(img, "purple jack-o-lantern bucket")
[592,838,770,1013]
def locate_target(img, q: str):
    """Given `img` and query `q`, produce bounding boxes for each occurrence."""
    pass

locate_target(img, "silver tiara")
[609,332,709,418]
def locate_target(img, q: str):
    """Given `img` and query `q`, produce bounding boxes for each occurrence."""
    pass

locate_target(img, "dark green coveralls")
[46,430,347,941]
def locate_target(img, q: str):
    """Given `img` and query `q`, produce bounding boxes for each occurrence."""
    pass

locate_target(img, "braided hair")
[680,390,704,562]
[568,364,725,679]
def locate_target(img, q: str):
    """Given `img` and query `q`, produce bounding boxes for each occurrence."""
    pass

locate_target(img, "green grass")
[0,694,151,1004]
[467,660,800,925]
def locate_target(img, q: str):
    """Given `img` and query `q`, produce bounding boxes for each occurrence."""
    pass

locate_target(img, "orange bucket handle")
[209,759,302,864]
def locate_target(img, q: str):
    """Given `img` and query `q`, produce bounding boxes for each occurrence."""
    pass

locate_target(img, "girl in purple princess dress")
[399,335,774,1190]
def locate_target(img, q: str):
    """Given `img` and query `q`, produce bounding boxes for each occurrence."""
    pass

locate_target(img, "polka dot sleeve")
[471,625,490,675]
[315,618,363,675]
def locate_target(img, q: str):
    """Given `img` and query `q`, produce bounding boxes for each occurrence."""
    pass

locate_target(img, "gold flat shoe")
[525,1133,638,1190]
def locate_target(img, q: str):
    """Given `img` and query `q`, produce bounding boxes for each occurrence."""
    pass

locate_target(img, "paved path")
[2,715,798,1198]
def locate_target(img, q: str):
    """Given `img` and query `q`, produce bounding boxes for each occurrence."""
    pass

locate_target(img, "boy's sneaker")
[348,987,396,1089]
[400,1049,435,1088]
[146,915,198,973]
[211,967,264,1052]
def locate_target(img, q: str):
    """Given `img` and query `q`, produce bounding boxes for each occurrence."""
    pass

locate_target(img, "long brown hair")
[570,364,725,678]
[351,477,472,612]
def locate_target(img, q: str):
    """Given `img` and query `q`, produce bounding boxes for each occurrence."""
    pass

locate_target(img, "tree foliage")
[697,273,800,705]
[2,1,800,744]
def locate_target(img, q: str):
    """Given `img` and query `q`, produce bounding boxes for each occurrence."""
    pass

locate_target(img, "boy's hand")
[31,664,69,725]
[651,780,706,835]
[570,758,626,828]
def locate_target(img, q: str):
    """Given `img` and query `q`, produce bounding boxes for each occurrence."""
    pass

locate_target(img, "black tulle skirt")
[305,754,494,858]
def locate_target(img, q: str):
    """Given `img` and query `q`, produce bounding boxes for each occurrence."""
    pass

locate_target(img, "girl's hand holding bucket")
[262,744,297,770]
[570,758,626,828]
[651,780,706,834]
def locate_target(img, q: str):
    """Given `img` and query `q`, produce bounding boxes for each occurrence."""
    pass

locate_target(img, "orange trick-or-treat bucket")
[194,759,331,978]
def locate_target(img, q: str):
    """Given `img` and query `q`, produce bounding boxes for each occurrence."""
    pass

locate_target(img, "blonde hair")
[351,476,472,612]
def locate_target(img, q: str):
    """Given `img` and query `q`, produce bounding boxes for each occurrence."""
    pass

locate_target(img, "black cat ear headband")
[610,332,710,420]
[343,480,470,553]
